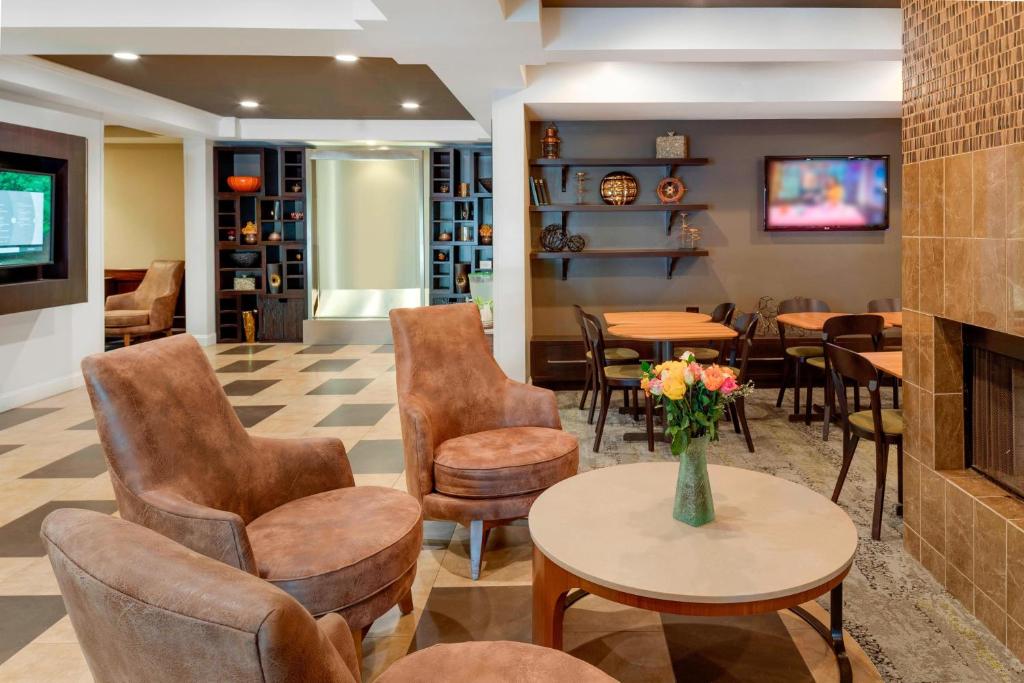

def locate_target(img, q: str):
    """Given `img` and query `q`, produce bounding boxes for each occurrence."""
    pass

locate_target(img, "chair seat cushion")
[604,364,644,381]
[672,347,719,362]
[246,486,422,616]
[105,309,150,328]
[849,409,904,436]
[377,641,615,683]
[585,347,639,362]
[807,356,826,370]
[786,345,824,358]
[434,426,578,499]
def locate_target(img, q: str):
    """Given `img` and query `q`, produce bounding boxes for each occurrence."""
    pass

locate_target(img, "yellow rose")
[662,375,685,400]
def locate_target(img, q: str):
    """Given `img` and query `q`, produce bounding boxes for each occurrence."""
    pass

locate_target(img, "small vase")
[673,435,715,527]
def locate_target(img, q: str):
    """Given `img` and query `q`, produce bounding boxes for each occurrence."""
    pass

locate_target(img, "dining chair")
[673,302,736,362]
[867,298,901,313]
[826,343,904,541]
[774,297,830,414]
[867,298,903,406]
[806,314,884,438]
[573,305,640,421]
[581,313,654,453]
[722,311,759,452]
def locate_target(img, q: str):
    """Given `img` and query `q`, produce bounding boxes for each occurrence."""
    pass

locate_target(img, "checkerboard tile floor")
[0,342,881,682]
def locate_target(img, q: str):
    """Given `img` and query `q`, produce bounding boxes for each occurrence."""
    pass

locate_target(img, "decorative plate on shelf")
[656,177,686,204]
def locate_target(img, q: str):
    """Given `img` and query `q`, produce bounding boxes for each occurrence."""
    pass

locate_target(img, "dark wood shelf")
[531,157,709,191]
[531,203,708,234]
[531,248,708,280]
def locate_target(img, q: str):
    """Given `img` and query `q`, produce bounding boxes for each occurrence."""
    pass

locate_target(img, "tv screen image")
[764,156,888,231]
[0,169,54,267]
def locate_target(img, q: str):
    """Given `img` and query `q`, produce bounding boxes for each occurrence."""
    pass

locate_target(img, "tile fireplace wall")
[902,0,1024,659]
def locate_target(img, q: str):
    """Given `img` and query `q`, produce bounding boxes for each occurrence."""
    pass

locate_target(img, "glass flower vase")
[672,435,715,527]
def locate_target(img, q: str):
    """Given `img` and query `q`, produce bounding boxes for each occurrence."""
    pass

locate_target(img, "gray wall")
[529,119,902,337]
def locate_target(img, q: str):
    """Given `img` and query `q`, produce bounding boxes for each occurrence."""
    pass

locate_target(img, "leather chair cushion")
[247,486,423,616]
[603,364,643,381]
[849,409,904,436]
[786,345,825,358]
[434,427,578,499]
[105,309,150,328]
[585,347,640,362]
[377,641,615,682]
[807,356,826,370]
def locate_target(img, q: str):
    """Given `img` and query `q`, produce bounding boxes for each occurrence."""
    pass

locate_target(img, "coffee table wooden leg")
[532,546,572,649]
[789,582,851,683]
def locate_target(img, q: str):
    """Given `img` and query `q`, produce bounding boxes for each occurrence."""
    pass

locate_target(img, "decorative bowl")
[600,171,638,205]
[227,176,261,192]
[478,178,493,193]
[230,251,260,267]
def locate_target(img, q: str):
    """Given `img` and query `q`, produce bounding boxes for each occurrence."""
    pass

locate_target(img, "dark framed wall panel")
[0,121,88,316]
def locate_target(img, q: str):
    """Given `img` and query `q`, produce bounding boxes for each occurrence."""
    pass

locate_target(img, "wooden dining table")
[605,321,738,363]
[603,311,711,326]
[775,311,899,332]
[859,351,903,379]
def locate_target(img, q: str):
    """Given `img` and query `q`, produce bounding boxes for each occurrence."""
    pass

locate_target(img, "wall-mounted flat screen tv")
[764,156,889,232]
[0,169,55,267]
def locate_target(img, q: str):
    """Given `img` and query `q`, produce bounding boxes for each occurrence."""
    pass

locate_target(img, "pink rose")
[720,376,739,395]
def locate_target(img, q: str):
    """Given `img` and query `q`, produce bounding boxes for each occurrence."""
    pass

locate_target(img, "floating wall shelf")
[530,157,711,191]
[530,248,709,280]
[530,204,709,234]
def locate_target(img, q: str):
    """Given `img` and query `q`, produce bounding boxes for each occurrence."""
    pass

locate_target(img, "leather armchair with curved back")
[104,259,184,346]
[41,509,615,683]
[390,304,579,580]
[79,334,423,649]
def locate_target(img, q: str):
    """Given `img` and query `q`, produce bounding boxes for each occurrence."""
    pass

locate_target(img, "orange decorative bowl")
[227,176,261,192]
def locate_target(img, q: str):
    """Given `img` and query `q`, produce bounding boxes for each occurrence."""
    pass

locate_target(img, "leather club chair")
[104,259,185,346]
[390,303,579,580]
[79,334,423,652]
[41,509,615,683]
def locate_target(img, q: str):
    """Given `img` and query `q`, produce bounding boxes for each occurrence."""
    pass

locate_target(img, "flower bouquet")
[641,352,753,526]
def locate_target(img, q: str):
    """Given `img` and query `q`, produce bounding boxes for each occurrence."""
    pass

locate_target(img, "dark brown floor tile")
[346,439,405,474]
[296,345,344,354]
[316,403,393,427]
[217,360,276,373]
[307,379,373,396]
[0,500,118,557]
[409,585,531,651]
[20,444,107,479]
[0,596,66,664]
[422,520,456,548]
[222,379,281,396]
[68,419,96,431]
[0,408,61,431]
[218,344,274,355]
[0,444,21,456]
[233,405,285,428]
[374,345,394,354]
[301,359,357,373]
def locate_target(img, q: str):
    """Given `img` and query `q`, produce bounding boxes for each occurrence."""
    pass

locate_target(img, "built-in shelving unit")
[213,145,308,342]
[530,157,710,191]
[429,145,493,305]
[531,248,709,280]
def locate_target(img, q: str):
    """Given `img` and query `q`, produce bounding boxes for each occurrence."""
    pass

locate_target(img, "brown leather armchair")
[390,304,579,580]
[79,334,423,648]
[104,259,184,346]
[42,509,615,683]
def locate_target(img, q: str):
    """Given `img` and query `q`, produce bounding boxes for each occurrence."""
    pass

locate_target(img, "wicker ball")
[566,234,586,252]
[540,224,567,252]
[600,171,638,205]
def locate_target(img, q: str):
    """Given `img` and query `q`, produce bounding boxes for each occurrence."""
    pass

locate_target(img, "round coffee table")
[529,463,858,682]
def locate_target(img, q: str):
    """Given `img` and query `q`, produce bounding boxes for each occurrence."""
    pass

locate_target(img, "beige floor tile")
[564,595,665,633]
[353,473,402,488]
[32,617,79,645]
[0,643,93,682]
[434,525,533,587]
[361,634,413,682]
[61,473,116,500]
[0,557,60,595]
[565,630,676,682]
[0,480,88,527]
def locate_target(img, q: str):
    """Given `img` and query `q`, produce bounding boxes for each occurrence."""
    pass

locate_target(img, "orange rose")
[702,364,725,392]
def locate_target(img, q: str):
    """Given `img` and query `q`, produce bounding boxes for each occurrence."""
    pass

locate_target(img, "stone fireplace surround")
[902,144,1024,661]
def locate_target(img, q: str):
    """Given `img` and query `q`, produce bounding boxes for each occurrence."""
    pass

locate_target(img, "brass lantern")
[541,124,561,159]
[600,172,639,205]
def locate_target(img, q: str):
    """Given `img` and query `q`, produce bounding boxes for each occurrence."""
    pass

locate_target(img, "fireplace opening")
[964,325,1024,498]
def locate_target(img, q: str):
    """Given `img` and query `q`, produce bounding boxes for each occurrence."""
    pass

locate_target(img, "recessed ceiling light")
[335,54,359,62]
[377,146,390,151]
[401,101,420,110]
[113,52,139,61]
[364,140,377,146]
[239,100,260,109]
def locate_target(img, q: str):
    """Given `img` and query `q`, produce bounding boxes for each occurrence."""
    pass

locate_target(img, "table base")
[533,547,851,683]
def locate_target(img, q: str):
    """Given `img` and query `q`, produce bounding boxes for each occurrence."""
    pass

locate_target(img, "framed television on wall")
[764,155,889,232]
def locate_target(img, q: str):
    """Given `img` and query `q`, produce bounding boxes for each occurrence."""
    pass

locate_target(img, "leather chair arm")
[316,613,361,682]
[105,291,136,311]
[147,292,179,331]
[249,435,355,509]
[136,489,257,574]
[500,380,562,430]
[398,394,436,500]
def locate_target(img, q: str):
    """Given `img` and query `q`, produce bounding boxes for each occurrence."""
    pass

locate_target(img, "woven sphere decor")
[566,234,586,252]
[600,171,638,205]
[541,224,568,252]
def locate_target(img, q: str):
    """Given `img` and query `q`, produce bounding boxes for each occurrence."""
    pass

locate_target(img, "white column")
[491,95,530,381]
[182,137,216,345]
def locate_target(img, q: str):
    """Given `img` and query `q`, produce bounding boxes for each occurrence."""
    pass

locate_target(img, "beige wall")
[529,120,902,337]
[103,143,184,269]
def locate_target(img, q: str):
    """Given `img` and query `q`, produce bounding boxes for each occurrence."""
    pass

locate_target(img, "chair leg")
[892,377,900,409]
[832,434,859,502]
[469,519,486,580]
[645,392,655,452]
[123,333,132,347]
[821,370,832,441]
[776,357,791,408]
[399,588,414,615]
[579,363,592,410]
[593,386,611,453]
[622,388,630,411]
[792,361,802,416]
[872,441,890,541]
[736,398,755,453]
[804,364,814,426]
[631,388,640,422]
[730,400,742,434]
[587,378,599,424]
[896,438,904,517]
